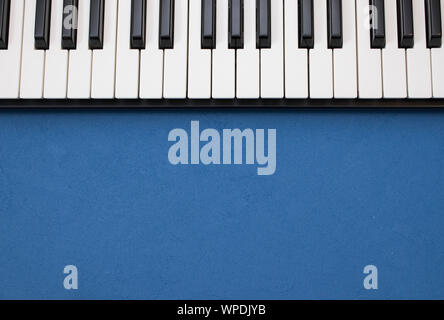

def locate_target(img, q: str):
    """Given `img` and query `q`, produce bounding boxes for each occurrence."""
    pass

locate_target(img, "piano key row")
[2,0,441,51]
[0,0,444,99]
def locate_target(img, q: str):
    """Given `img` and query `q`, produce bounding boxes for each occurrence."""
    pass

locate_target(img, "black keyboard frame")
[0,99,444,109]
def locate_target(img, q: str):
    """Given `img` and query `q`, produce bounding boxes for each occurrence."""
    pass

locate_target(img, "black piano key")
[0,0,10,50]
[397,0,414,48]
[425,0,442,48]
[327,0,343,48]
[131,0,146,49]
[89,0,105,49]
[298,0,314,49]
[159,0,174,49]
[229,0,244,49]
[202,0,216,49]
[62,0,78,49]
[35,0,51,50]
[256,0,270,48]
[370,0,385,48]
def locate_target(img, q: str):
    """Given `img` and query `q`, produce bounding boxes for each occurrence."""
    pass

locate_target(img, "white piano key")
[140,0,164,99]
[44,0,68,99]
[260,0,284,98]
[406,0,432,98]
[356,0,382,98]
[284,0,308,98]
[20,0,45,98]
[91,0,118,99]
[163,0,188,99]
[431,0,444,97]
[115,0,140,98]
[0,0,24,98]
[310,0,333,98]
[212,0,235,98]
[333,0,357,98]
[381,0,407,98]
[237,0,259,98]
[187,0,211,99]
[67,0,92,98]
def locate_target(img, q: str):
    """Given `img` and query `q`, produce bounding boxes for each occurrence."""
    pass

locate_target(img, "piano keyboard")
[0,0,444,107]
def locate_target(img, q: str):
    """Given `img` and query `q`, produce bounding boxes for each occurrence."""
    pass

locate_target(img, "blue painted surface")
[0,109,443,299]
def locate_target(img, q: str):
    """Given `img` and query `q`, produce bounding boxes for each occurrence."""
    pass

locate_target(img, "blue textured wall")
[0,109,443,299]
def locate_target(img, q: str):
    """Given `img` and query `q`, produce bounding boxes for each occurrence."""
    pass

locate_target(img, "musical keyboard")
[1,0,444,107]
